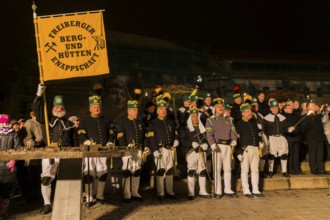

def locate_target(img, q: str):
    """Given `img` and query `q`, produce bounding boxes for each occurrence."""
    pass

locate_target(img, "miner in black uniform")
[78,95,114,207]
[116,99,146,202]
[148,95,179,200]
[180,106,211,200]
[235,103,264,197]
[143,87,163,129]
[231,93,242,123]
[32,84,76,215]
[203,92,213,118]
[263,99,290,178]
[177,95,191,128]
[300,101,327,175]
[282,103,303,175]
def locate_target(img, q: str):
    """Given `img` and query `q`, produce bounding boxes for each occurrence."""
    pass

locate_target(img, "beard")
[52,109,66,118]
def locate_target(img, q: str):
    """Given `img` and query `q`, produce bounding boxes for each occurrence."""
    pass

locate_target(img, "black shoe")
[165,194,178,200]
[131,196,143,201]
[269,172,274,178]
[40,204,52,215]
[319,171,329,175]
[188,196,194,200]
[259,171,268,178]
[244,194,254,198]
[85,201,96,208]
[199,194,212,199]
[214,194,222,199]
[224,193,238,198]
[96,198,107,205]
[157,196,164,201]
[282,172,290,178]
[311,171,320,175]
[123,198,131,203]
[253,193,265,197]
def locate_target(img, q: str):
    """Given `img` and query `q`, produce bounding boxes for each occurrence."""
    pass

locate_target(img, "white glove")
[201,143,208,151]
[210,144,218,151]
[259,142,265,149]
[144,147,150,152]
[257,123,262,130]
[237,154,244,162]
[153,151,161,158]
[192,142,199,149]
[106,142,114,147]
[36,83,46,97]
[230,140,237,147]
[173,140,179,148]
[127,143,133,148]
[83,140,92,146]
[288,126,295,133]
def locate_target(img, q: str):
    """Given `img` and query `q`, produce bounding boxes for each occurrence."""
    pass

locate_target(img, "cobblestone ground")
[6,188,330,220]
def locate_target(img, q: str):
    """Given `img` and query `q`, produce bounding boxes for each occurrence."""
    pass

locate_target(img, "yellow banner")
[35,11,109,82]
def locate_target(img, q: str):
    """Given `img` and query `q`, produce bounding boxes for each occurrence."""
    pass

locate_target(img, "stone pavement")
[6,188,330,220]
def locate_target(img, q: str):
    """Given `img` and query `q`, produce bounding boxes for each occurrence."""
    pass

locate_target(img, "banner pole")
[32,1,51,146]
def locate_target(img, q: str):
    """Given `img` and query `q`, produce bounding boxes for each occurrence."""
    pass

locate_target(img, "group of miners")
[1,83,330,218]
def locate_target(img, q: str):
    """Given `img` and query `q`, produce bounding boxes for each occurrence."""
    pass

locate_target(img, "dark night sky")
[3,1,330,57]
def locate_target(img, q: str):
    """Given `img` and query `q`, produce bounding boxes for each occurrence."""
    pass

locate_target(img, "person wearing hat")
[263,99,290,178]
[180,106,211,200]
[231,93,242,123]
[10,120,20,133]
[143,89,159,129]
[250,97,269,178]
[116,99,146,203]
[0,114,21,218]
[205,98,238,198]
[31,84,77,215]
[204,92,213,118]
[300,101,327,175]
[235,103,264,197]
[78,95,115,207]
[147,95,179,200]
[177,95,191,128]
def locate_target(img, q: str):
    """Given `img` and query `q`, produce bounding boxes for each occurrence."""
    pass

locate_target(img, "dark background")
[3,1,330,56]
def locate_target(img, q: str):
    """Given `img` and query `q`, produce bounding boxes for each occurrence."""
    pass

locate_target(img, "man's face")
[52,105,66,118]
[90,104,101,116]
[258,93,265,102]
[191,101,197,107]
[234,98,242,105]
[128,109,138,119]
[204,97,212,106]
[284,105,293,114]
[293,101,300,109]
[183,100,191,108]
[270,106,279,115]
[214,104,224,115]
[157,107,167,118]
[251,104,259,112]
[191,114,199,125]
[242,109,252,120]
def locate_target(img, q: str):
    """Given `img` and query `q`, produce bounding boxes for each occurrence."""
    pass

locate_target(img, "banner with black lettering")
[34,10,109,81]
